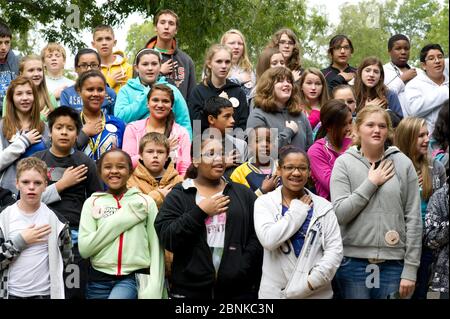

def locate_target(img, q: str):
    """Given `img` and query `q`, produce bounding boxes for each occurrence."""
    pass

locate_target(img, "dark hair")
[278,145,310,168]
[388,34,410,51]
[147,83,175,138]
[153,9,179,29]
[0,21,12,38]
[96,149,133,177]
[74,48,101,69]
[201,96,233,133]
[315,99,351,145]
[75,69,106,92]
[420,44,444,63]
[185,137,222,179]
[204,96,233,118]
[332,84,355,98]
[432,99,449,150]
[47,106,82,134]
[328,34,354,56]
[134,48,162,66]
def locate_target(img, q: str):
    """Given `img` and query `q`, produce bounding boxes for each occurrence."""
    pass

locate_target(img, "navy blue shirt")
[281,205,314,257]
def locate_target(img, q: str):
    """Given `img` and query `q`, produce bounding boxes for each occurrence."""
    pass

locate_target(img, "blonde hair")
[19,55,55,113]
[202,44,232,85]
[41,42,67,62]
[353,105,393,147]
[298,68,330,113]
[16,157,48,181]
[395,117,432,200]
[220,29,253,73]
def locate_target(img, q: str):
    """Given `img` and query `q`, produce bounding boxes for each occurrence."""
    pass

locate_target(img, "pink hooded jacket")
[307,137,352,200]
[122,118,191,176]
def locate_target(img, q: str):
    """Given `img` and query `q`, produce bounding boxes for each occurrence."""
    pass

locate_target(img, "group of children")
[0,8,448,300]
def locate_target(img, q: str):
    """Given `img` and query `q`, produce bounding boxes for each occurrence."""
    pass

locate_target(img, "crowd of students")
[0,8,448,300]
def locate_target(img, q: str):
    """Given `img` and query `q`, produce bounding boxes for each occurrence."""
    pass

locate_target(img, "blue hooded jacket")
[114,76,192,139]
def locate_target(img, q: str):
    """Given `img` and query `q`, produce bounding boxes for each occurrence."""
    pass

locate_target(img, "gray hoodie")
[247,107,313,151]
[330,145,422,281]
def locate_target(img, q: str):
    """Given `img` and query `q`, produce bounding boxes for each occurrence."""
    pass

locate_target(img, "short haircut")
[47,106,82,134]
[139,132,170,155]
[278,145,310,168]
[153,9,179,29]
[0,21,12,38]
[74,48,101,68]
[96,149,133,176]
[420,44,444,62]
[328,34,354,56]
[41,42,67,62]
[388,34,410,51]
[204,96,233,118]
[75,69,107,92]
[16,157,48,181]
[92,24,115,37]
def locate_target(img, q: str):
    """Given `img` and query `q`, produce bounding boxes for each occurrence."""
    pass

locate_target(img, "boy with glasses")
[321,35,356,93]
[404,44,449,133]
[60,48,116,115]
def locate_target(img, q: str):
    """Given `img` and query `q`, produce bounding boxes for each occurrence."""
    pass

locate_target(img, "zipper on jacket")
[113,193,125,276]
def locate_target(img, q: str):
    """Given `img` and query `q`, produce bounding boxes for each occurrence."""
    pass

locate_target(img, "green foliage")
[125,21,155,64]
[0,0,447,77]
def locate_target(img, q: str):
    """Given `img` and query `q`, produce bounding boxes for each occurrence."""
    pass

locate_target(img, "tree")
[422,0,449,54]
[125,21,155,63]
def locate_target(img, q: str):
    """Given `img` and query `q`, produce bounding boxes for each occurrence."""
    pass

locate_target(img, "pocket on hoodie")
[219,243,247,283]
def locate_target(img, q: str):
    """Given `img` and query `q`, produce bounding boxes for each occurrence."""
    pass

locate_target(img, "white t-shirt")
[45,76,74,101]
[195,187,226,274]
[8,203,51,297]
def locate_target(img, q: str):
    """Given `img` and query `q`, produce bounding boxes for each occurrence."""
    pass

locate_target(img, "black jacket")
[187,80,249,131]
[321,64,357,93]
[154,179,262,299]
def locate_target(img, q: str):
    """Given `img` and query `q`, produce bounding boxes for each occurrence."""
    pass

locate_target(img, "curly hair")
[254,67,301,115]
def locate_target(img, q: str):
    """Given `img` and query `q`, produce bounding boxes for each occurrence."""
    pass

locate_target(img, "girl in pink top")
[299,68,330,130]
[307,99,353,200]
[123,84,191,176]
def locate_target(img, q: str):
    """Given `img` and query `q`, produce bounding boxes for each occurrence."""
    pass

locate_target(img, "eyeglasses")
[334,45,351,51]
[279,40,295,46]
[281,165,308,173]
[425,55,444,62]
[77,63,100,70]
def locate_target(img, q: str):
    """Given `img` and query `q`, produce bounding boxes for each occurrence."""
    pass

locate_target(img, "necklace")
[46,74,63,81]
[80,111,106,155]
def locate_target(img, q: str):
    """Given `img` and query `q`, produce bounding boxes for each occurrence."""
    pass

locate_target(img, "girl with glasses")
[60,48,116,116]
[321,35,357,93]
[266,28,303,82]
[254,145,342,299]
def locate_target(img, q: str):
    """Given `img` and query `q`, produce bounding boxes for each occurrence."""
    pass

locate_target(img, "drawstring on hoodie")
[113,193,125,276]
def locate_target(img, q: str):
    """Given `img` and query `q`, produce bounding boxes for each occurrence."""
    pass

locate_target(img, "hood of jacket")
[346,145,401,164]
[132,159,181,187]
[146,36,178,55]
[125,75,170,92]
[104,50,129,67]
[90,186,142,199]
